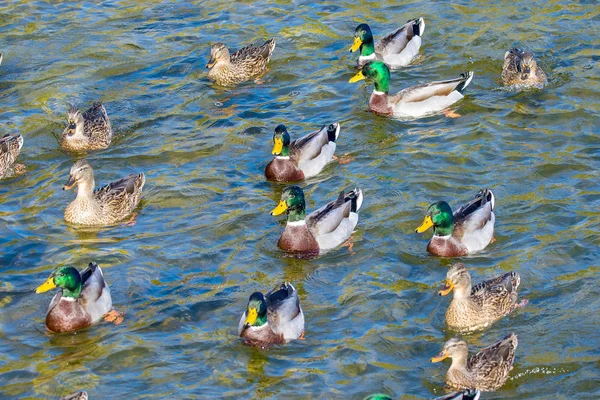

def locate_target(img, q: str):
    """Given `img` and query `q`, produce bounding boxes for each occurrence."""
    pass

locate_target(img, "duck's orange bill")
[416,215,433,233]
[430,351,448,363]
[438,280,454,296]
[35,277,56,294]
[349,37,362,52]
[272,138,283,155]
[270,200,288,216]
[349,70,365,83]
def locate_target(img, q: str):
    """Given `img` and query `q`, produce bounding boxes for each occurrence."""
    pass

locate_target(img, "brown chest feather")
[369,93,393,115]
[265,158,305,182]
[427,236,469,257]
[46,299,93,333]
[278,224,319,254]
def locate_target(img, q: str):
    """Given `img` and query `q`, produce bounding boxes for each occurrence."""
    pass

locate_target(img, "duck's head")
[206,43,230,68]
[272,124,291,156]
[63,159,94,191]
[415,201,454,236]
[243,291,268,329]
[349,61,390,93]
[36,266,82,298]
[64,105,84,137]
[270,186,306,222]
[507,48,538,81]
[431,337,469,363]
[350,24,375,56]
[439,263,472,298]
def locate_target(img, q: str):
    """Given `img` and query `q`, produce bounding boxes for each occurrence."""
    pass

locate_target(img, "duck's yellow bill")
[35,277,56,294]
[430,351,448,363]
[272,138,283,155]
[245,307,258,326]
[438,280,454,296]
[416,215,434,233]
[349,37,362,52]
[270,200,288,216]
[349,70,366,83]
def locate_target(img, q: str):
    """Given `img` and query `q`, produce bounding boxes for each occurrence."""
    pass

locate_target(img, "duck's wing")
[472,271,520,297]
[434,389,480,400]
[0,134,23,161]
[396,72,473,103]
[94,172,145,205]
[82,102,112,138]
[80,262,112,321]
[375,18,424,55]
[307,188,363,250]
[291,123,339,162]
[231,39,276,65]
[468,333,518,377]
[502,47,525,82]
[453,189,495,234]
[60,391,88,400]
[266,282,304,339]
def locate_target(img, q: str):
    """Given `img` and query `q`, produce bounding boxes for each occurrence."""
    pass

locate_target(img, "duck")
[0,133,25,178]
[431,333,518,392]
[63,159,145,226]
[265,123,340,182]
[415,189,495,257]
[35,262,113,333]
[349,61,473,118]
[60,102,112,152]
[350,18,425,69]
[238,282,304,346]
[206,39,275,86]
[439,263,524,332]
[60,391,88,400]
[0,53,3,66]
[271,186,363,255]
[363,390,480,400]
[502,47,547,88]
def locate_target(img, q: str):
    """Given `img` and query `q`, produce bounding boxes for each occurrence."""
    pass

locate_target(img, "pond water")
[0,1,599,399]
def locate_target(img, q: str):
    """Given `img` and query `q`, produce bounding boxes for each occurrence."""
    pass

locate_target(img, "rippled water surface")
[1,1,599,399]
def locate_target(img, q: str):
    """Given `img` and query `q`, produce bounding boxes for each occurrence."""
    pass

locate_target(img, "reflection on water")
[1,0,600,399]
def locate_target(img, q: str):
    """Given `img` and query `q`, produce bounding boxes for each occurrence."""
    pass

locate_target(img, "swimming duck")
[206,39,276,86]
[0,134,25,178]
[431,333,518,392]
[0,53,3,66]
[61,102,113,152]
[440,263,523,332]
[349,61,473,118]
[35,262,113,333]
[238,282,304,346]
[364,390,480,400]
[61,391,88,400]
[350,19,425,69]
[265,123,340,182]
[63,159,145,226]
[415,189,495,257]
[271,186,363,255]
[502,47,546,87]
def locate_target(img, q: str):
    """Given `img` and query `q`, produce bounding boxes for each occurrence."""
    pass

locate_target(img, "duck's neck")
[434,220,454,237]
[287,207,306,223]
[360,40,375,57]
[76,178,95,201]
[279,145,290,157]
[452,284,472,300]
[449,351,469,373]
[62,285,82,299]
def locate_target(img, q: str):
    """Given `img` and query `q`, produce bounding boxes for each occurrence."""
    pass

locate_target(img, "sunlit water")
[1,1,599,399]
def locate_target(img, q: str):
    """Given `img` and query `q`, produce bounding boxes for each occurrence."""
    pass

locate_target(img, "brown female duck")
[207,39,275,86]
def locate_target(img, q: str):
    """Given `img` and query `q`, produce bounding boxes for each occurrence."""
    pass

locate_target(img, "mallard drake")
[349,61,473,118]
[61,391,88,400]
[63,159,145,226]
[415,189,495,257]
[440,263,523,332]
[502,47,546,88]
[206,39,275,86]
[364,390,480,400]
[0,134,25,178]
[271,186,363,254]
[350,19,425,69]
[431,334,518,392]
[265,123,340,182]
[238,282,304,345]
[35,262,112,333]
[61,102,113,152]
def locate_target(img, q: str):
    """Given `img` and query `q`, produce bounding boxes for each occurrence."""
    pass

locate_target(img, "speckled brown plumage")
[0,134,25,179]
[502,47,547,87]
[61,102,113,152]
[207,39,275,86]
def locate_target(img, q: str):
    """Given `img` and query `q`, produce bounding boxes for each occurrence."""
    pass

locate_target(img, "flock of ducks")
[0,14,549,400]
